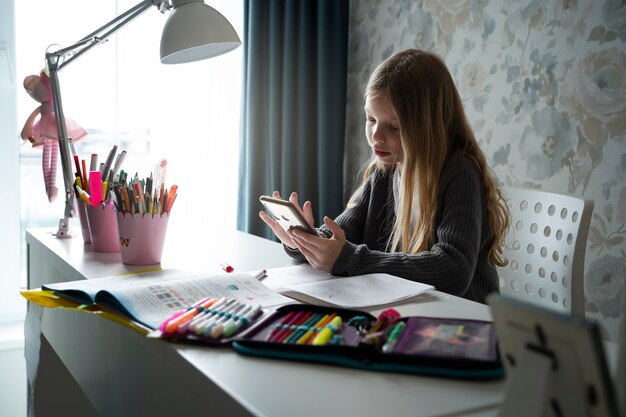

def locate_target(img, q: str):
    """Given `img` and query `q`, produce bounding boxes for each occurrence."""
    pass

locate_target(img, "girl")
[259,49,509,304]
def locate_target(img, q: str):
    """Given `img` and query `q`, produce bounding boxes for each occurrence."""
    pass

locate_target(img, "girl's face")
[364,94,403,166]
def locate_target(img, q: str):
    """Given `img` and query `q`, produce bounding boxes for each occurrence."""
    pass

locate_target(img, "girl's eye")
[391,126,399,131]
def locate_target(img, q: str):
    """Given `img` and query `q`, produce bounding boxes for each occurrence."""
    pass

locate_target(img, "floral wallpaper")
[345,0,625,342]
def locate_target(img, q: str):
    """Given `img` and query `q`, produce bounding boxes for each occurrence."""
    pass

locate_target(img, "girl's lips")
[374,148,390,157]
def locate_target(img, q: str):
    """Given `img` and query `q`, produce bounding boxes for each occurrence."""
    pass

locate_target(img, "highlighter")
[312,316,342,346]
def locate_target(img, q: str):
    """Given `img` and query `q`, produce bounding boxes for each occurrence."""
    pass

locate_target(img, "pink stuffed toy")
[21,70,87,202]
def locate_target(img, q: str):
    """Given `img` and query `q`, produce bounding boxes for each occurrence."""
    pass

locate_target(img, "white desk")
[26,227,504,417]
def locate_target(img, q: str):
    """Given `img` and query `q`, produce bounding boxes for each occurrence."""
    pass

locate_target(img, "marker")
[201,301,243,337]
[221,262,234,273]
[89,170,102,206]
[193,299,239,336]
[276,311,313,344]
[182,297,228,333]
[211,304,251,339]
[222,304,262,338]
[269,310,306,343]
[285,312,322,344]
[164,297,217,334]
[252,270,267,280]
[89,153,98,172]
[382,321,406,353]
[265,311,296,342]
[296,313,332,345]
[312,316,342,346]
[160,296,213,333]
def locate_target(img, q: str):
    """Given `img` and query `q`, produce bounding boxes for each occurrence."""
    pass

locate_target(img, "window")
[16,0,243,285]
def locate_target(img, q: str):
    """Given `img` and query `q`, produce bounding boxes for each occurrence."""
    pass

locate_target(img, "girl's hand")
[259,191,314,249]
[288,216,346,272]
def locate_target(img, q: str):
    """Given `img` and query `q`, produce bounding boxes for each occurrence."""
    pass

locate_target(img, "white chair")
[498,187,594,316]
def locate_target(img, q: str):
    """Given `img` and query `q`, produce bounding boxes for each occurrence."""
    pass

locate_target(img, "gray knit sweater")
[286,153,499,304]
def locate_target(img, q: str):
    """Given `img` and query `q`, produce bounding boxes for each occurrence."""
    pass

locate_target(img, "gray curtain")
[237,0,349,239]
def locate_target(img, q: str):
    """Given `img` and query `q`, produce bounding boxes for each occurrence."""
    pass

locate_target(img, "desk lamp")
[41,0,240,238]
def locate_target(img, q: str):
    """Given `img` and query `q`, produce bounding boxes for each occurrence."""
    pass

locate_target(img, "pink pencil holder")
[77,199,91,244]
[116,213,169,265]
[86,202,120,253]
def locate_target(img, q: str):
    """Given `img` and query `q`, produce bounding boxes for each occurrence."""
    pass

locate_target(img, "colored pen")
[222,304,262,338]
[296,313,328,344]
[307,313,338,345]
[201,301,243,337]
[81,159,88,190]
[89,153,98,172]
[382,321,406,353]
[165,297,217,334]
[221,262,234,273]
[192,299,238,335]
[89,170,102,206]
[183,297,228,333]
[111,150,126,183]
[101,145,118,180]
[265,311,296,341]
[211,304,251,339]
[276,311,313,344]
[312,316,342,346]
[160,296,213,333]
[269,310,305,343]
[252,270,267,280]
[285,312,322,344]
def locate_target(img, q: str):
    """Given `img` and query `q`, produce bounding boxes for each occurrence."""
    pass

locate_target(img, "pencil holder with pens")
[116,212,169,265]
[85,201,121,252]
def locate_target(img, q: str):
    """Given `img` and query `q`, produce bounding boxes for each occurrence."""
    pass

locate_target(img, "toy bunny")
[21,70,87,202]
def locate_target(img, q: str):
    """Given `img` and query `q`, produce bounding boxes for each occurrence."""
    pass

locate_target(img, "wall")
[345,0,625,341]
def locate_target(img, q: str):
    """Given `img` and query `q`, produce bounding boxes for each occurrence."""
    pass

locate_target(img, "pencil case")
[231,304,504,380]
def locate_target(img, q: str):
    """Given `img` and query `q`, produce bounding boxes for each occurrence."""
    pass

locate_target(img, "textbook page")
[262,265,434,309]
[43,269,293,329]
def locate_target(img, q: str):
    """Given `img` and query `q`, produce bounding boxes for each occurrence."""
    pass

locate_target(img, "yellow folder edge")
[20,267,162,336]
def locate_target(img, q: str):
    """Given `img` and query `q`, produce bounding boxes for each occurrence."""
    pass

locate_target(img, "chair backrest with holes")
[498,187,594,316]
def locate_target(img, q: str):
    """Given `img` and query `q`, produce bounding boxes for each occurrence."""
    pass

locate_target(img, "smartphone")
[259,196,316,234]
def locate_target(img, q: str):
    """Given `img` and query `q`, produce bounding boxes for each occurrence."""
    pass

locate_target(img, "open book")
[41,269,293,330]
[261,265,434,309]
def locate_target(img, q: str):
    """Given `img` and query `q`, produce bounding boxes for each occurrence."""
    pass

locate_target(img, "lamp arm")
[45,0,170,237]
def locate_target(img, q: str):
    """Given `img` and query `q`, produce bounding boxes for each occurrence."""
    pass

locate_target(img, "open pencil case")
[231,304,504,380]
[148,300,269,347]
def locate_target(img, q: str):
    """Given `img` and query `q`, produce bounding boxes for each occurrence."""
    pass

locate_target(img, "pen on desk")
[382,321,406,353]
[221,262,234,273]
[252,270,267,280]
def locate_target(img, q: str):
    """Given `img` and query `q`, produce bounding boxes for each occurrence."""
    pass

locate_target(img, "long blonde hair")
[352,49,509,267]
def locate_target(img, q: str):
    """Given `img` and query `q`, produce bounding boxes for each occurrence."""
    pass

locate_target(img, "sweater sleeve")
[330,158,485,299]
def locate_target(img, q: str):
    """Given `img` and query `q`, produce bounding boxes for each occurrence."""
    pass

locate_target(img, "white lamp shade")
[160,0,241,64]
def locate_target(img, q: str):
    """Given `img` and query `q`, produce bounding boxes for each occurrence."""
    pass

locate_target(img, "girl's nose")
[372,127,384,144]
